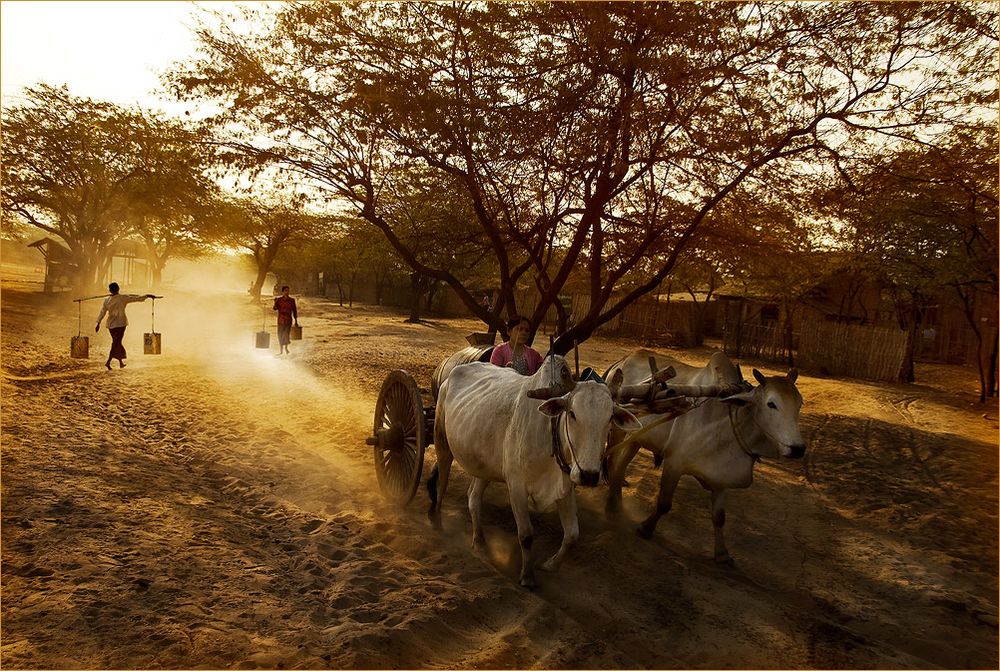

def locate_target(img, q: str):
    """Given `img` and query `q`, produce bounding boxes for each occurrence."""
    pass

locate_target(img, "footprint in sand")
[301,519,324,534]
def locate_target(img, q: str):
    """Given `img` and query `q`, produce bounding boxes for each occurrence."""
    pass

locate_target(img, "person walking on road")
[273,285,298,355]
[96,282,153,370]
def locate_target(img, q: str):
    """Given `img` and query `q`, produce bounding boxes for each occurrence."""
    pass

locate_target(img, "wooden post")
[574,340,579,378]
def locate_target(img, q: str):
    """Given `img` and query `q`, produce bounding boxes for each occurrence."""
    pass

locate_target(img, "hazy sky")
[1,1,232,114]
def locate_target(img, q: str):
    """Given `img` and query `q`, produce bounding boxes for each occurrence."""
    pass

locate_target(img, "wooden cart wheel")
[369,369,427,506]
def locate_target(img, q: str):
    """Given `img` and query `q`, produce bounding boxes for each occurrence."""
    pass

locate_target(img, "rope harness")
[550,415,573,475]
[728,404,760,463]
[728,400,788,464]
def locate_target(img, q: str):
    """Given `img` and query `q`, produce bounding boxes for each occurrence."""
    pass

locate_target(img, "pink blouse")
[490,342,543,375]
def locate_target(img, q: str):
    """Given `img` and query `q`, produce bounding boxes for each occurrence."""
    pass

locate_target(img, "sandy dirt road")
[2,288,997,668]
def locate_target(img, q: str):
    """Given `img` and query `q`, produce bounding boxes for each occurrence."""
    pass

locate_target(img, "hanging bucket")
[256,331,271,349]
[144,332,162,355]
[70,335,89,359]
[290,324,302,340]
[70,297,92,358]
[144,296,164,355]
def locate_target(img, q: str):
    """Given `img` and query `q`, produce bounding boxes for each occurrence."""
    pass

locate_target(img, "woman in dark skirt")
[95,282,153,369]
[273,285,298,355]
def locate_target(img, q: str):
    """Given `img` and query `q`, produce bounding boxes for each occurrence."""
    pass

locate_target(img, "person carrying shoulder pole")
[95,282,155,370]
[273,285,298,355]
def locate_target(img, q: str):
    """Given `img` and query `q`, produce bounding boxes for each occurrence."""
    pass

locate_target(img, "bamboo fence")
[798,321,908,381]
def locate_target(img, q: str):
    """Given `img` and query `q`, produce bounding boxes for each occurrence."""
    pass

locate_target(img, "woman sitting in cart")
[490,315,542,376]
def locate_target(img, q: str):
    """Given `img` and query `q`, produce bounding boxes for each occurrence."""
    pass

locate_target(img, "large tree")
[168,1,996,352]
[1,84,217,290]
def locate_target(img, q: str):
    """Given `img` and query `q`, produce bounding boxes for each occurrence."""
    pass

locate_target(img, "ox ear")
[787,368,799,383]
[559,361,574,389]
[721,391,754,407]
[752,368,767,386]
[612,405,642,432]
[537,395,568,417]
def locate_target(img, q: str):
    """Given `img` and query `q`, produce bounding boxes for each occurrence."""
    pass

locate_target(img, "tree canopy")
[1,84,219,290]
[161,1,992,351]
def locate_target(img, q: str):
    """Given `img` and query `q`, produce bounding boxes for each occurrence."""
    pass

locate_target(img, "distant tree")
[1,84,216,290]
[828,124,998,395]
[2,85,145,290]
[207,197,328,301]
[692,187,834,365]
[169,1,996,350]
[127,117,219,287]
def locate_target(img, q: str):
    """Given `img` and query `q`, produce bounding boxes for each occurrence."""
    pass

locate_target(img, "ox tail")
[427,464,440,509]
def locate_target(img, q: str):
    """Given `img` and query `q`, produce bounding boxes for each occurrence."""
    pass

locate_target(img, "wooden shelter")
[27,237,74,292]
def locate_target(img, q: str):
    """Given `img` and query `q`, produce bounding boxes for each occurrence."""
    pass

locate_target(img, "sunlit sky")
[0,1,241,115]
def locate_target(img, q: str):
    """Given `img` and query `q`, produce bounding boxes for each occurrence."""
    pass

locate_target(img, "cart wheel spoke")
[371,370,426,507]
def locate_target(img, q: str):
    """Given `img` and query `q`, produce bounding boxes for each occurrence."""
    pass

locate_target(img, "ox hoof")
[636,522,655,540]
[519,575,538,590]
[605,499,622,516]
[428,514,442,531]
[714,554,736,567]
[471,534,486,550]
[539,557,560,572]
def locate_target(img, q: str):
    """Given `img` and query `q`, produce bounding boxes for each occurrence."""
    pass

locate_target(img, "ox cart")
[365,345,494,505]
[365,343,749,505]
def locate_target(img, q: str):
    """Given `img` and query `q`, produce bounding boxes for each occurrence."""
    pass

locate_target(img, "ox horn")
[527,385,563,400]
[608,368,624,400]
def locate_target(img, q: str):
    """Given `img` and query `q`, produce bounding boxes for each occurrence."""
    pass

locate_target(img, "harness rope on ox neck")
[728,403,761,463]
[550,415,572,475]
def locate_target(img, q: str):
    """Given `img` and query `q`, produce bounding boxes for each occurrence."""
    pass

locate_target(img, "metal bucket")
[290,324,302,340]
[70,335,89,359]
[144,332,161,355]
[255,331,271,349]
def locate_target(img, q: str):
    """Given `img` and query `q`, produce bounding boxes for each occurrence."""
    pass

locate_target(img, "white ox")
[603,349,750,477]
[605,348,746,390]
[430,355,640,588]
[605,362,806,565]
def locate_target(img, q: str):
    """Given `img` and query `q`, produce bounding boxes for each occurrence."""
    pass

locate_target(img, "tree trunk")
[374,277,384,305]
[955,287,992,403]
[425,280,441,313]
[407,273,426,323]
[151,261,164,288]
[783,300,795,368]
[898,308,921,383]
[349,270,356,308]
[988,329,998,399]
[690,301,706,347]
[250,267,269,302]
[73,244,105,294]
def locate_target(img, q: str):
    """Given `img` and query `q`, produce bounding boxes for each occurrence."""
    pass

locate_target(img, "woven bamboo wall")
[798,321,908,381]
